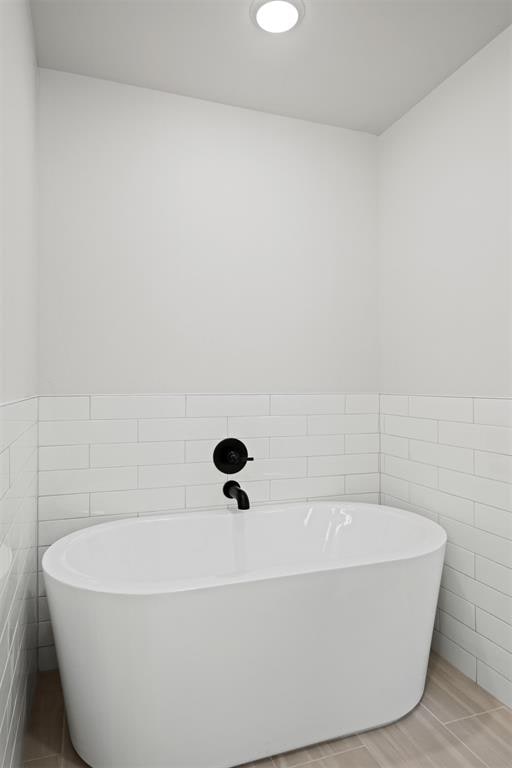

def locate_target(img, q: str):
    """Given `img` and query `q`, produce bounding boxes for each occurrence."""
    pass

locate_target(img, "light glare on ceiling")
[253,1,303,34]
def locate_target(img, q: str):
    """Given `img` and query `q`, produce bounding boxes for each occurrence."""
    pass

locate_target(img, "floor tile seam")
[418,703,491,768]
[271,744,369,768]
[443,705,506,725]
[445,710,512,755]
[23,755,59,765]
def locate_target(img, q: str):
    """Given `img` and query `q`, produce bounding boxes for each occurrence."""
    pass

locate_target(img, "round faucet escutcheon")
[213,438,254,474]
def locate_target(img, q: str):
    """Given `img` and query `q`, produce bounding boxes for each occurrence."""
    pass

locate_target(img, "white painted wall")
[378,26,512,398]
[38,24,512,401]
[38,70,378,395]
[0,0,38,402]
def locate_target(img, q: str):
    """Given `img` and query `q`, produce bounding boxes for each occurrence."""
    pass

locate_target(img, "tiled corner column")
[37,393,380,670]
[380,394,512,707]
[0,398,38,767]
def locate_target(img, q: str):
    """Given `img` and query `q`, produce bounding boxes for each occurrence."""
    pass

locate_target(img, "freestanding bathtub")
[43,502,446,768]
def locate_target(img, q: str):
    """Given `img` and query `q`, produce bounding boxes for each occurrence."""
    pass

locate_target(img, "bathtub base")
[48,550,443,768]
[73,699,426,768]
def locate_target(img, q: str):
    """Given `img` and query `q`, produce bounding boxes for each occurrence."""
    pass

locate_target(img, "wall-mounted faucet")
[223,481,250,510]
[213,438,253,509]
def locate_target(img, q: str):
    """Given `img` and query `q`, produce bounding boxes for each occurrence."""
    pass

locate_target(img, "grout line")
[35,397,40,705]
[419,703,492,768]
[436,625,512,680]
[0,394,39,409]
[381,470,511,530]
[441,565,512,609]
[443,705,506,725]
[432,630,479,671]
[377,398,382,504]
[271,745,369,768]
[442,531,512,569]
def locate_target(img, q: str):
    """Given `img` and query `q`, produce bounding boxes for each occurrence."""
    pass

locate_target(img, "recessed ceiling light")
[251,0,305,34]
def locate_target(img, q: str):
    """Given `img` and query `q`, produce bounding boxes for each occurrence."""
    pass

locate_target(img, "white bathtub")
[43,502,446,768]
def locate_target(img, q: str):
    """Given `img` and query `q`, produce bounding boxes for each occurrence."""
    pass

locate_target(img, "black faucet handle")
[213,439,254,473]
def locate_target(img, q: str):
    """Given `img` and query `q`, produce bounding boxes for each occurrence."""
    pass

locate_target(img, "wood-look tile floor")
[23,653,512,768]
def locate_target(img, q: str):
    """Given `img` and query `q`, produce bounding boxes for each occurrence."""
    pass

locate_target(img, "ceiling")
[30,0,512,134]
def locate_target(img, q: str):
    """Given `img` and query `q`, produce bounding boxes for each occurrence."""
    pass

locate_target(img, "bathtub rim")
[42,501,447,597]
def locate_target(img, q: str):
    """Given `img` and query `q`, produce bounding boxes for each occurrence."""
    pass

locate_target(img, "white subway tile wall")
[37,394,380,669]
[0,398,38,766]
[35,393,512,710]
[380,394,512,707]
